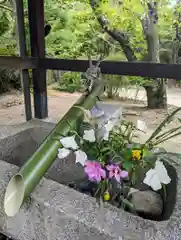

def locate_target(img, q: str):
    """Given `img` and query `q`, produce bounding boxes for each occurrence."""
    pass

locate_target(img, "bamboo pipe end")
[4,174,24,217]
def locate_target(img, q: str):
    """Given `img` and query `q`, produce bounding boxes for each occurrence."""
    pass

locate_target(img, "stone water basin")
[0,119,180,240]
[0,121,85,185]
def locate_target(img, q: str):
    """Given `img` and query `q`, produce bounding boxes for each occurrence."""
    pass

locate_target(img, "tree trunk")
[145,79,167,109]
[107,86,113,98]
[90,0,167,109]
[142,1,167,109]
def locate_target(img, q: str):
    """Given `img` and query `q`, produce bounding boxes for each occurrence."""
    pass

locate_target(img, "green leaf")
[123,160,132,172]
[142,147,153,158]
[100,147,110,153]
[122,148,132,161]
[162,184,167,201]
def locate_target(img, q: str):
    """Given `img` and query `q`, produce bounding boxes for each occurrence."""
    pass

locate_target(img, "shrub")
[104,74,123,98]
[55,72,83,93]
[0,68,21,93]
[0,45,21,93]
[104,74,151,99]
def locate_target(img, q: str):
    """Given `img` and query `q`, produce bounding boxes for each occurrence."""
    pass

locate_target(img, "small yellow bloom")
[103,191,111,201]
[132,149,142,161]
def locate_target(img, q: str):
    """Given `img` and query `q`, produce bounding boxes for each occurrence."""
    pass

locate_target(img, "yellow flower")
[132,149,142,161]
[103,191,111,201]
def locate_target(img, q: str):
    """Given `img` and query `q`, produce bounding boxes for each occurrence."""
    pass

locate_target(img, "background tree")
[89,0,173,108]
[0,0,179,103]
[46,0,176,108]
[0,0,22,93]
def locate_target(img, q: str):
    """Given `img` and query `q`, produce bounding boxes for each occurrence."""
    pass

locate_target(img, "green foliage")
[45,0,107,58]
[0,0,180,94]
[0,11,10,35]
[70,106,179,212]
[104,74,123,98]
[145,107,181,147]
[0,68,21,93]
[0,44,21,93]
[55,72,83,93]
[104,74,151,98]
[0,1,21,93]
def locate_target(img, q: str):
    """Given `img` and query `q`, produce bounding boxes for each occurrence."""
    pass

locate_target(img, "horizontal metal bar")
[0,56,36,69]
[38,58,181,80]
[1,56,181,79]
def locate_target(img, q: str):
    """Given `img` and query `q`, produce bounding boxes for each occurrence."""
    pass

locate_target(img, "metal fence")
[0,0,181,121]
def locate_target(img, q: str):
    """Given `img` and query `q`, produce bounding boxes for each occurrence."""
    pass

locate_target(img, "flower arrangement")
[57,104,181,217]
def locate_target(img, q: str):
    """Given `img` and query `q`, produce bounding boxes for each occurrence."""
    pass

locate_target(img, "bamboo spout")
[4,83,104,216]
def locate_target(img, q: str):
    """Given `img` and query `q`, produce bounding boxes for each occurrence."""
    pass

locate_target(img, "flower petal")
[143,169,162,191]
[106,165,114,171]
[109,171,114,179]
[90,106,104,118]
[84,160,105,182]
[100,168,106,179]
[57,148,71,159]
[120,170,128,178]
[75,150,87,166]
[137,120,147,131]
[85,160,93,167]
[83,129,96,142]
[94,174,101,182]
[155,160,171,185]
[103,130,109,141]
[115,174,121,183]
[103,119,119,139]
[143,169,155,185]
[105,120,115,132]
[60,135,79,150]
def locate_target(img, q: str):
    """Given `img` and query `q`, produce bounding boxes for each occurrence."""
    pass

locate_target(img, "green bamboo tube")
[4,83,104,217]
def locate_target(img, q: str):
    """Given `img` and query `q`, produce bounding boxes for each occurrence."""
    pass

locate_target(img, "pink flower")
[84,161,106,182]
[106,164,128,183]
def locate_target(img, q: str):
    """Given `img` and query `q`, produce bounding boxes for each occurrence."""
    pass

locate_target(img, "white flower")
[105,119,117,132]
[60,135,79,150]
[83,129,96,142]
[57,148,71,159]
[103,130,109,141]
[104,122,113,132]
[143,160,171,191]
[96,125,109,141]
[96,119,117,141]
[74,150,87,166]
[155,160,171,184]
[137,120,147,131]
[143,169,162,191]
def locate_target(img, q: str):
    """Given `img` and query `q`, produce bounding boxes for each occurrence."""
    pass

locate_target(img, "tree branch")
[0,4,13,12]
[90,0,137,61]
[141,1,159,62]
[0,0,8,4]
[174,0,181,63]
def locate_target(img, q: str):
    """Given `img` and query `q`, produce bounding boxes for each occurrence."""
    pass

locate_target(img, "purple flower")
[84,161,106,182]
[106,164,128,183]
[90,106,104,118]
